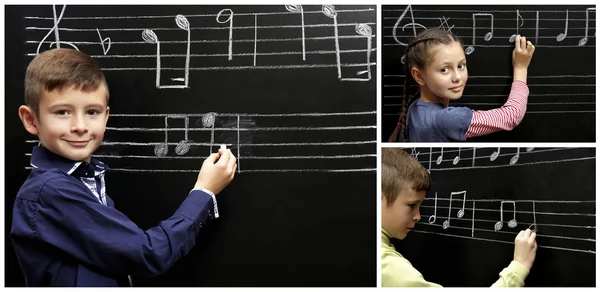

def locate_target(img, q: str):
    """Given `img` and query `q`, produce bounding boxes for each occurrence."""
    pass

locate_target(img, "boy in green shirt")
[381,148,537,287]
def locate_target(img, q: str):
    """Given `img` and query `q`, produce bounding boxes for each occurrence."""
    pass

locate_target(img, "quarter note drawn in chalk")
[556,10,569,42]
[510,148,520,165]
[96,29,111,55]
[37,5,79,54]
[285,5,306,61]
[203,112,217,153]
[465,13,494,55]
[216,9,234,61]
[578,8,596,46]
[490,147,500,161]
[453,147,461,165]
[442,191,466,229]
[141,14,191,89]
[494,201,518,231]
[509,10,524,42]
[526,147,534,152]
[428,192,437,224]
[155,116,169,156]
[436,147,443,165]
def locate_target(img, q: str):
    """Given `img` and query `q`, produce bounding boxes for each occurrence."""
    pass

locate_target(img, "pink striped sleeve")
[465,81,529,138]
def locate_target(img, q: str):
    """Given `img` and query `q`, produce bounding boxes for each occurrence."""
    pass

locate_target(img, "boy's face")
[417,41,468,102]
[382,186,426,240]
[27,85,109,163]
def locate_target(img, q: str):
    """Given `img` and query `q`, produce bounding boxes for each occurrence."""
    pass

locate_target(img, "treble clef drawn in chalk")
[578,8,596,46]
[465,13,494,55]
[494,201,518,231]
[442,191,466,229]
[285,5,306,61]
[509,10,524,43]
[142,14,191,89]
[216,9,234,61]
[37,5,79,54]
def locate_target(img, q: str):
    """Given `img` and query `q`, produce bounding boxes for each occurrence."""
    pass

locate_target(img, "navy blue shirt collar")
[30,146,109,177]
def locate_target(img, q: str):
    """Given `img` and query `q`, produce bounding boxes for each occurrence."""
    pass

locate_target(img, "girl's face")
[417,41,468,103]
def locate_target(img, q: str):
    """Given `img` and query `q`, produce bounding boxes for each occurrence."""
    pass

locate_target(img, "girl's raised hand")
[512,35,535,70]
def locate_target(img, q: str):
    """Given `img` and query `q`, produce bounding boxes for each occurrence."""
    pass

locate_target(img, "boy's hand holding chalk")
[194,144,237,195]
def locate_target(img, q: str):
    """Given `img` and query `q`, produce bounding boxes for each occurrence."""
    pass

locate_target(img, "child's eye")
[458,64,467,70]
[87,109,101,115]
[409,204,416,208]
[55,110,69,116]
[440,68,449,73]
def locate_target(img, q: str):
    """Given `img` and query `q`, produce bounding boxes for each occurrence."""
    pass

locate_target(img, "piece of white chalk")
[220,144,227,150]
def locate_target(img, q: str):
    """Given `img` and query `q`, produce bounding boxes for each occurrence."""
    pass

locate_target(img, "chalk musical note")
[490,147,500,161]
[510,148,520,165]
[142,15,190,89]
[453,147,461,165]
[392,5,426,46]
[96,28,111,55]
[509,10,524,42]
[578,8,596,46]
[322,5,342,80]
[442,191,466,229]
[173,115,191,155]
[349,23,373,81]
[436,147,443,165]
[236,115,241,173]
[494,201,518,231]
[526,147,534,152]
[535,11,539,45]
[216,9,234,60]
[285,5,306,61]
[155,116,169,157]
[428,192,437,224]
[556,10,569,42]
[253,14,258,66]
[203,112,217,153]
[465,13,494,55]
[37,5,79,54]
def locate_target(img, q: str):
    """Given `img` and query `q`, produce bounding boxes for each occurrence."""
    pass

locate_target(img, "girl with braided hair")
[388,28,535,142]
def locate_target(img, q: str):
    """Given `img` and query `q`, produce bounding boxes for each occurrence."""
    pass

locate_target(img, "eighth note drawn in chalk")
[556,10,569,42]
[494,200,518,231]
[579,7,596,46]
[285,5,306,61]
[465,13,494,55]
[96,28,111,55]
[510,148,520,165]
[442,191,466,229]
[216,9,234,61]
[351,23,373,81]
[509,10,524,42]
[142,14,191,89]
[453,147,461,165]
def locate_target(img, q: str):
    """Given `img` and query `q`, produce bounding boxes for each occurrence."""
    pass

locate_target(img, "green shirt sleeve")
[381,249,442,287]
[490,261,530,287]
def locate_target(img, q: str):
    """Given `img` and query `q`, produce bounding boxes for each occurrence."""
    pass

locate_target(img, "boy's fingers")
[515,35,521,49]
[520,35,527,50]
[205,152,220,164]
[529,232,537,244]
[217,150,231,166]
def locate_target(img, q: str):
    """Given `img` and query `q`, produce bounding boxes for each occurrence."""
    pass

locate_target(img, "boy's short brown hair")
[381,148,431,204]
[25,48,108,116]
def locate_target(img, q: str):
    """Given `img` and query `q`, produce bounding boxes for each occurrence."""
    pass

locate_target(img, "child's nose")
[70,114,89,134]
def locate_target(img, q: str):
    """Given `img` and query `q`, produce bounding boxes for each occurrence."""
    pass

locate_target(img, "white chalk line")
[386,102,595,106]
[384,111,595,116]
[415,146,565,157]
[25,22,377,32]
[382,8,593,13]
[109,111,376,117]
[385,83,595,87]
[384,74,595,78]
[420,204,595,217]
[420,213,595,229]
[30,167,377,173]
[24,8,375,20]
[418,221,595,242]
[104,125,376,131]
[411,230,595,254]
[98,63,377,71]
[383,44,595,48]
[25,140,377,147]
[384,93,595,98]
[428,156,595,171]
[75,153,376,160]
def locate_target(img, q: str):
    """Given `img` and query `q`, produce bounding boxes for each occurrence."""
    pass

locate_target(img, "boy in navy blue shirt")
[11,48,238,286]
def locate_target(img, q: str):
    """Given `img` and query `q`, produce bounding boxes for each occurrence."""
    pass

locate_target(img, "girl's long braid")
[388,59,411,142]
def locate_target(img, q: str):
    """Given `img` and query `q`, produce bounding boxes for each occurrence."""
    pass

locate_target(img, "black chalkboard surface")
[4,5,376,286]
[396,147,595,287]
[382,5,596,142]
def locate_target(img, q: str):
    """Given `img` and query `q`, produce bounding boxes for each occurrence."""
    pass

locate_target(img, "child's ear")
[18,105,39,136]
[411,67,426,86]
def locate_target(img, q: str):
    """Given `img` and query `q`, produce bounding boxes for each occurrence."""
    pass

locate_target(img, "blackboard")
[382,5,596,142]
[395,147,595,287]
[4,5,377,286]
